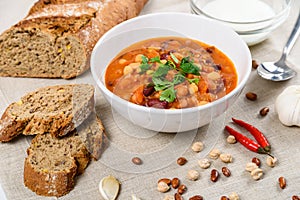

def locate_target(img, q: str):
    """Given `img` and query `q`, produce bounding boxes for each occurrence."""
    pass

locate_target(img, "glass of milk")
[190,0,292,46]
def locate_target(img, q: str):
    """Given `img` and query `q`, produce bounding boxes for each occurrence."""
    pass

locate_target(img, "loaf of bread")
[24,113,107,197]
[0,84,94,142]
[0,0,148,79]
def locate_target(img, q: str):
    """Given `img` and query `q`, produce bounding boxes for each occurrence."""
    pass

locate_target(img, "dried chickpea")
[245,162,258,172]
[157,181,170,193]
[226,135,236,144]
[220,153,233,163]
[209,149,221,159]
[191,141,204,152]
[198,158,211,169]
[228,192,240,200]
[163,194,175,200]
[251,168,263,180]
[266,156,277,167]
[187,170,200,181]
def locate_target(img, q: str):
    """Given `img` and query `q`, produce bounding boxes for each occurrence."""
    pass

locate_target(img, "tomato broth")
[105,37,237,109]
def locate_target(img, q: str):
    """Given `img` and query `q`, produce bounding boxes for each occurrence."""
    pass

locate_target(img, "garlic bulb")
[275,85,300,126]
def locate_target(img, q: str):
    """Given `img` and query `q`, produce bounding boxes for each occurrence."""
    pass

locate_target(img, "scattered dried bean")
[259,107,269,116]
[245,162,258,172]
[226,135,236,144]
[157,181,170,193]
[191,141,204,152]
[220,196,229,200]
[252,157,261,167]
[177,184,187,195]
[210,169,219,182]
[189,195,203,200]
[177,157,187,166]
[266,156,277,167]
[171,178,180,189]
[220,153,233,163]
[252,60,259,69]
[158,178,171,185]
[132,157,142,165]
[251,168,263,180]
[163,194,175,200]
[228,192,240,200]
[246,92,257,101]
[198,158,211,169]
[292,195,300,200]
[174,193,183,200]
[222,167,231,177]
[209,149,221,159]
[187,170,200,181]
[279,176,286,189]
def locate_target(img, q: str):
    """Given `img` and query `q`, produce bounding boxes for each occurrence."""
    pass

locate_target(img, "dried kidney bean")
[210,169,219,182]
[245,92,257,101]
[171,177,180,189]
[252,157,261,167]
[259,107,269,116]
[221,167,231,177]
[292,195,300,200]
[279,177,286,189]
[177,157,187,166]
[220,196,229,200]
[177,184,187,195]
[131,157,142,165]
[189,195,203,200]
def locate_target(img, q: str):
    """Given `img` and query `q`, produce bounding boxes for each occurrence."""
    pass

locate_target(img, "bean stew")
[105,37,237,109]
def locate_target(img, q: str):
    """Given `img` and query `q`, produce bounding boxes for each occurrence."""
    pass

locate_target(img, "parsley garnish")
[150,56,161,63]
[160,86,176,102]
[180,57,200,75]
[139,53,201,103]
[139,55,151,74]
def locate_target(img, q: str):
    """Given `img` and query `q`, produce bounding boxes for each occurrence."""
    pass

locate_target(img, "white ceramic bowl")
[190,0,291,46]
[91,12,252,133]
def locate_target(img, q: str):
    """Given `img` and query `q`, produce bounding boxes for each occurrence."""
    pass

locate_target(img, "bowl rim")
[91,12,252,115]
[190,0,292,25]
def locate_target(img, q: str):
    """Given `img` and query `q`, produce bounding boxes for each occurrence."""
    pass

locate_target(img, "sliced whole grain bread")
[0,0,148,79]
[0,84,94,142]
[24,113,107,197]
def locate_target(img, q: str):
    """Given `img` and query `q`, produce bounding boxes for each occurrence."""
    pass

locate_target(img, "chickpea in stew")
[105,37,237,109]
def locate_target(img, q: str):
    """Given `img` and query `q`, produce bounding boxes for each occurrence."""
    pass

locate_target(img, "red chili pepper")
[225,126,267,154]
[232,118,271,152]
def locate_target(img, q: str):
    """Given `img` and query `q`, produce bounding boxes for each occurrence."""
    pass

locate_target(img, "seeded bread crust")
[0,0,148,79]
[24,113,107,197]
[0,84,94,142]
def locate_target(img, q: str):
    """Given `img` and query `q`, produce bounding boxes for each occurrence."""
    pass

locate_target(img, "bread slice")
[24,113,107,197]
[0,0,148,79]
[0,84,94,142]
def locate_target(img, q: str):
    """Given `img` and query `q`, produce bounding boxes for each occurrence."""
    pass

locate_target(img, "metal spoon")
[257,11,300,81]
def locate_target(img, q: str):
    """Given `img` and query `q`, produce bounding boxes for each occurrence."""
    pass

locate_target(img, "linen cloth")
[0,0,300,199]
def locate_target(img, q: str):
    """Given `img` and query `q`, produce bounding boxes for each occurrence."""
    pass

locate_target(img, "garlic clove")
[275,85,300,127]
[99,175,120,200]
